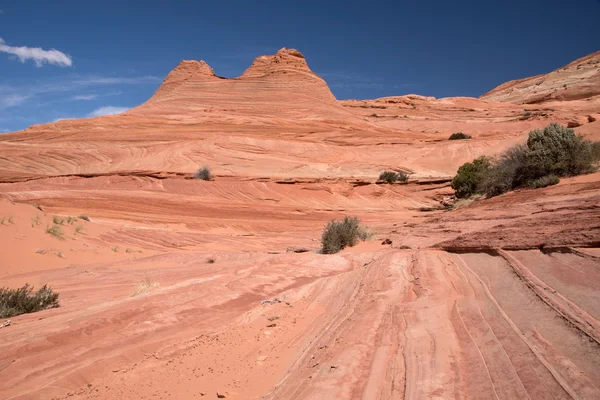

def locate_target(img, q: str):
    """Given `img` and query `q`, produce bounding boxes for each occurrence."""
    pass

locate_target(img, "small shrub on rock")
[449,132,472,140]
[396,171,409,183]
[379,171,397,183]
[0,284,59,318]
[193,166,212,181]
[379,171,409,184]
[321,216,369,254]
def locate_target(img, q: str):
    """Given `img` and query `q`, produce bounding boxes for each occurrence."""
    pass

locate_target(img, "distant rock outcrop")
[480,50,600,104]
[137,48,338,118]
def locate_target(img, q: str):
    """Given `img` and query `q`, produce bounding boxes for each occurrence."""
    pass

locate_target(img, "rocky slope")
[0,48,599,400]
[480,50,600,104]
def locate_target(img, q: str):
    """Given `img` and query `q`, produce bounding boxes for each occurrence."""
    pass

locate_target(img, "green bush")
[453,124,599,198]
[396,171,409,183]
[0,284,59,318]
[321,216,369,254]
[591,142,600,163]
[379,171,397,183]
[193,166,212,181]
[525,123,595,177]
[449,132,472,140]
[479,145,528,197]
[529,175,560,188]
[379,171,409,184]
[450,156,490,198]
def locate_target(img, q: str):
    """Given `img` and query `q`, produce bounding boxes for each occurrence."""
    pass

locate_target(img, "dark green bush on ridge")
[449,132,472,140]
[450,156,490,198]
[0,284,59,318]
[321,216,369,254]
[193,166,212,181]
[379,171,397,183]
[379,171,409,184]
[451,123,600,199]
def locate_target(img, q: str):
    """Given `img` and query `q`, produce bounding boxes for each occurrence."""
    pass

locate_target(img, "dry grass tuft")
[133,272,160,296]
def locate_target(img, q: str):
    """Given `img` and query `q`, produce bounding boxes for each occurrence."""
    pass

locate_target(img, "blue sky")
[1,0,599,133]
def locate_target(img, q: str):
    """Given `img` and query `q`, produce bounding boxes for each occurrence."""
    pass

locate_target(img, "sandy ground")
[1,48,599,399]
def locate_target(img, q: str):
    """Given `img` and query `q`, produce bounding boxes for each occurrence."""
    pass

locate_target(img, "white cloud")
[72,94,98,101]
[0,37,72,67]
[87,106,129,117]
[0,94,31,108]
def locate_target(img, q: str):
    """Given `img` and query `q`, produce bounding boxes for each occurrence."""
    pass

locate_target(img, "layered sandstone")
[1,48,599,400]
[480,50,600,104]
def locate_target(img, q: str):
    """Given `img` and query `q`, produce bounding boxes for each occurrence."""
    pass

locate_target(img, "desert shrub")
[45,224,64,240]
[450,156,490,198]
[193,166,212,181]
[321,216,368,254]
[448,132,472,140]
[524,123,595,177]
[79,215,90,221]
[529,175,560,188]
[379,171,397,183]
[479,145,528,197]
[0,284,59,318]
[396,171,409,183]
[591,142,600,163]
[379,171,409,184]
[454,124,599,198]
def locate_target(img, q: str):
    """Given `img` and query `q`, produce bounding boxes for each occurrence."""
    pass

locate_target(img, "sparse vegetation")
[31,215,41,227]
[448,132,472,140]
[379,171,398,183]
[111,246,119,252]
[133,272,159,296]
[34,204,43,211]
[321,216,370,254]
[66,216,77,225]
[45,224,65,240]
[529,175,560,188]
[75,225,84,234]
[451,124,600,199]
[79,215,90,222]
[207,258,215,264]
[0,284,59,318]
[53,216,65,225]
[193,166,212,181]
[379,171,409,184]
[396,171,409,183]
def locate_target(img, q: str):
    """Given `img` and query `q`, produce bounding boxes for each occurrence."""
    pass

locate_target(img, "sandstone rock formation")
[0,48,599,400]
[481,50,600,104]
